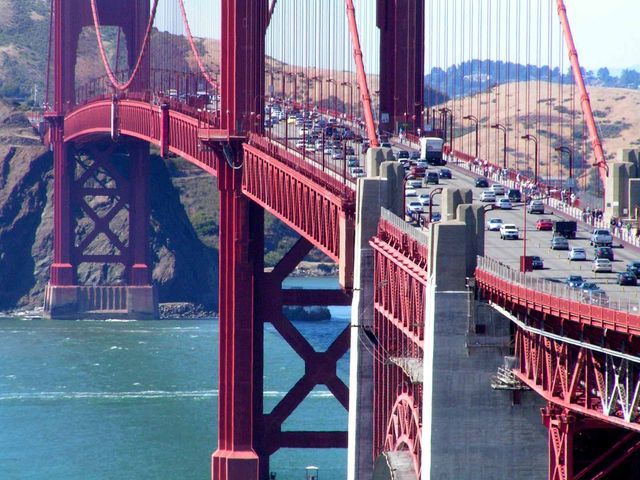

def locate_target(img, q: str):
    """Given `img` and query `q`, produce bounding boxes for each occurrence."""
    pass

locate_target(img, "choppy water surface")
[0,278,350,480]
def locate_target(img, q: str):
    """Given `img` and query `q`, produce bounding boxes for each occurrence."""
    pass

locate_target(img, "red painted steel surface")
[475,268,640,336]
[370,218,428,476]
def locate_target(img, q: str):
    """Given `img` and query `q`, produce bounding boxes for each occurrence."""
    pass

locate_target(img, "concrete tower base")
[44,284,158,320]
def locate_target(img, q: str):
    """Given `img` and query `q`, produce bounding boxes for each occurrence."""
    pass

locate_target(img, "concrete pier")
[44,284,158,319]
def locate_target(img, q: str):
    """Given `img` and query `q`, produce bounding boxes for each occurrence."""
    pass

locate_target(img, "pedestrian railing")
[477,255,640,316]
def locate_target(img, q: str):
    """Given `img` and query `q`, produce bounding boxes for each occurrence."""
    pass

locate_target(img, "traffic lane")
[483,205,640,299]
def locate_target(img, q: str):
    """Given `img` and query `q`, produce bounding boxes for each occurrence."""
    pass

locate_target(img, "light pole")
[312,76,323,112]
[341,81,353,120]
[491,123,508,169]
[522,134,539,187]
[326,78,338,118]
[555,146,574,197]
[439,107,452,144]
[463,115,479,159]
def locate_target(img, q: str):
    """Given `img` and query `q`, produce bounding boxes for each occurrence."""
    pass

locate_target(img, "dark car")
[565,275,584,288]
[425,172,440,185]
[397,150,410,159]
[627,261,640,277]
[438,168,452,179]
[410,151,421,160]
[507,189,522,202]
[531,256,544,269]
[618,271,638,286]
[475,177,489,188]
[594,246,614,261]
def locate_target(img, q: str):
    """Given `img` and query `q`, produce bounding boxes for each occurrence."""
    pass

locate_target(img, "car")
[568,247,587,261]
[425,172,439,185]
[381,142,392,148]
[531,256,544,269]
[332,151,345,160]
[350,167,365,178]
[407,179,422,189]
[500,224,519,240]
[418,193,431,206]
[592,258,613,273]
[430,212,442,222]
[627,261,640,277]
[550,236,569,250]
[580,282,601,293]
[410,151,421,160]
[438,168,452,179]
[536,218,553,231]
[397,150,410,159]
[594,246,614,261]
[591,229,613,246]
[405,188,418,197]
[618,271,638,286]
[495,198,513,210]
[410,166,426,178]
[491,184,506,195]
[565,275,584,288]
[406,201,424,215]
[487,218,504,231]
[480,190,497,202]
[347,157,359,167]
[475,177,489,188]
[507,189,522,202]
[528,199,545,214]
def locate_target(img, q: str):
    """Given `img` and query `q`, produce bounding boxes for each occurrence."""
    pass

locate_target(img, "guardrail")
[477,255,640,315]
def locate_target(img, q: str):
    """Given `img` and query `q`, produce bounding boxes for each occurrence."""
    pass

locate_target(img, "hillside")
[441,83,640,190]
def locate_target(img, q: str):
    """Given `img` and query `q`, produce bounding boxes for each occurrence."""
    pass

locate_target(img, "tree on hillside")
[597,67,611,85]
[620,69,640,88]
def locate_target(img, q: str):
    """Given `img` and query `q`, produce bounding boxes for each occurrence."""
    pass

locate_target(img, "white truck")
[419,136,445,166]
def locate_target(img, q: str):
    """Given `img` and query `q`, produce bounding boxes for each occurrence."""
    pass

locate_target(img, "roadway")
[391,144,640,303]
[264,111,640,302]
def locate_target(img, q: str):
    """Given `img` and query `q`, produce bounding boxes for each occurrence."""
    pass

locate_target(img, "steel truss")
[370,218,429,478]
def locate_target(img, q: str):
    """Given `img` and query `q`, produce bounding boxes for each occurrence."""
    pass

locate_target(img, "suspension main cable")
[90,0,159,91]
[176,0,219,89]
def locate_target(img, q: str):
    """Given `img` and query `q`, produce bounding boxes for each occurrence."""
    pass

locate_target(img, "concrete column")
[366,147,396,178]
[421,213,546,479]
[440,188,472,223]
[347,177,389,480]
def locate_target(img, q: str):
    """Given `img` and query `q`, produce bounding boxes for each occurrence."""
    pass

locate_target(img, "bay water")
[0,277,349,479]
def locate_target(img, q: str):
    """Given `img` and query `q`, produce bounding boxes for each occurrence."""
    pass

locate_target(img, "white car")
[487,218,504,231]
[500,224,519,240]
[491,184,506,195]
[592,258,612,273]
[591,229,613,246]
[407,179,422,189]
[406,201,424,214]
[350,167,365,178]
[480,190,497,202]
[568,247,587,261]
[405,188,418,197]
[495,198,513,210]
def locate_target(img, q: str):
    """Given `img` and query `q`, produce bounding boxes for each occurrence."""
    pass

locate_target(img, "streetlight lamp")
[522,134,539,186]
[463,114,479,159]
[555,146,574,197]
[491,123,508,169]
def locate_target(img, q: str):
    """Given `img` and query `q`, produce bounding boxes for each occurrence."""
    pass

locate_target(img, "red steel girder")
[371,222,427,476]
[476,268,640,336]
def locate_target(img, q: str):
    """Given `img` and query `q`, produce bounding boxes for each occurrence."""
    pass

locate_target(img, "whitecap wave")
[0,389,336,401]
